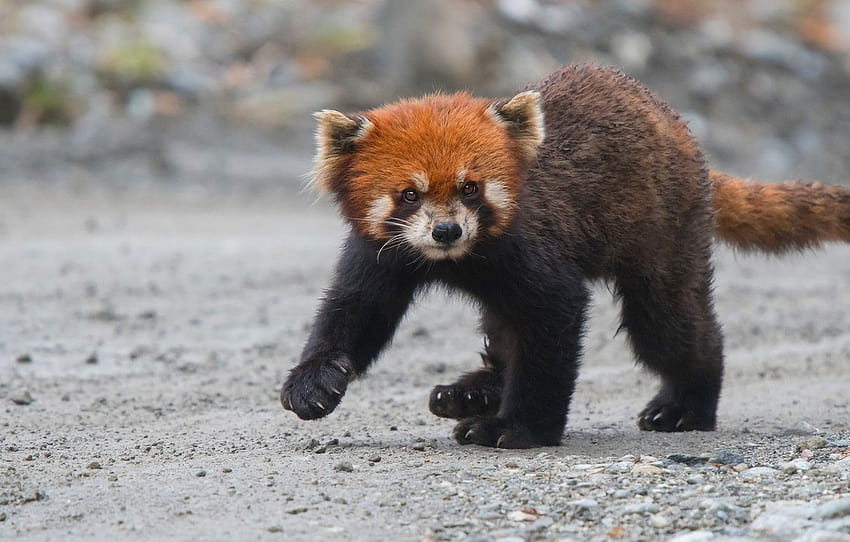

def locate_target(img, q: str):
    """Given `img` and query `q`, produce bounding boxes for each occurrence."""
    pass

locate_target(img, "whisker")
[376,234,407,263]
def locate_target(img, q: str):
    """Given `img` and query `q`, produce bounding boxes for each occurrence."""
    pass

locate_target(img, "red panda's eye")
[461,182,478,197]
[402,189,419,204]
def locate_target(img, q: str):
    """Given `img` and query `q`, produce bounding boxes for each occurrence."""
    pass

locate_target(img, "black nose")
[432,221,462,244]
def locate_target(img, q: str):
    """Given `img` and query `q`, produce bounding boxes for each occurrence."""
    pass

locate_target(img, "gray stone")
[10,389,33,405]
[709,450,745,465]
[798,436,829,450]
[568,499,599,510]
[649,514,670,528]
[782,459,813,474]
[334,461,354,473]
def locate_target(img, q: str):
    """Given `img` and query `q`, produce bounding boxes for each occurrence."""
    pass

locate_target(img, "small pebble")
[196,470,206,477]
[267,526,283,533]
[85,353,98,365]
[649,514,670,528]
[796,436,828,450]
[569,499,599,510]
[368,455,381,463]
[781,459,812,474]
[11,390,33,405]
[222,467,232,473]
[631,463,663,475]
[16,353,32,363]
[507,509,541,521]
[87,461,102,470]
[0,511,6,521]
[334,461,354,473]
[738,466,779,479]
[686,474,706,485]
[107,475,118,481]
[412,443,426,451]
[668,454,708,466]
[783,421,820,436]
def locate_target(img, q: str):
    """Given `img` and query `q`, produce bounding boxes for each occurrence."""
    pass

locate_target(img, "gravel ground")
[1,183,849,542]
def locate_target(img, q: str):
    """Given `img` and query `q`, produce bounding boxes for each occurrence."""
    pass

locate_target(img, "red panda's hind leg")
[617,263,724,432]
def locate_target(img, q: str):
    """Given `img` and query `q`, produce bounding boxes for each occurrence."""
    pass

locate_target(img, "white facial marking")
[484,180,513,215]
[411,172,430,193]
[365,195,393,237]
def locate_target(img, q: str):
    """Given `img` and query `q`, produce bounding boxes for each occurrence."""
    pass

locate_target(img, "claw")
[466,392,473,401]
[464,429,473,440]
[436,391,442,401]
[287,396,293,410]
[675,418,684,429]
[652,412,663,422]
[315,401,325,411]
[483,395,489,406]
[496,434,506,448]
[334,361,349,375]
[331,387,341,396]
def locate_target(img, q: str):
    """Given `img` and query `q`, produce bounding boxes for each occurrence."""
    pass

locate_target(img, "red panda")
[281,65,850,448]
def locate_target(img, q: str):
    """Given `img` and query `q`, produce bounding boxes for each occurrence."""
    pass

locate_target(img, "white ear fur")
[310,110,372,193]
[487,90,546,163]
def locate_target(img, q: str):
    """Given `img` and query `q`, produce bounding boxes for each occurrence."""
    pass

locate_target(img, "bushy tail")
[710,171,850,253]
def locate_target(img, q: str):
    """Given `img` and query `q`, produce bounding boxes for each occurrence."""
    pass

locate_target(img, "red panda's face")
[310,91,545,261]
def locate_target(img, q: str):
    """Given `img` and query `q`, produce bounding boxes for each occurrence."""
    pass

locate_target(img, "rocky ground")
[0,177,849,541]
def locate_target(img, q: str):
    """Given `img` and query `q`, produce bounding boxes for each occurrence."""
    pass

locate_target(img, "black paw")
[429,384,500,419]
[452,417,559,448]
[281,356,352,420]
[638,400,716,432]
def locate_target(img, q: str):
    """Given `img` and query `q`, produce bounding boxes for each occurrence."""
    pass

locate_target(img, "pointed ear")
[488,91,545,163]
[310,110,372,193]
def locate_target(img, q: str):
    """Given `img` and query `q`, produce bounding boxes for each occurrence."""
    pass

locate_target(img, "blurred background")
[1,0,849,195]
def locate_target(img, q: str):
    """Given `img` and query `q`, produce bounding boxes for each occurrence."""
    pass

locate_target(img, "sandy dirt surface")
[1,186,849,541]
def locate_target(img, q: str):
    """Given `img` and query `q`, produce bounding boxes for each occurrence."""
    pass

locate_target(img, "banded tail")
[710,171,850,253]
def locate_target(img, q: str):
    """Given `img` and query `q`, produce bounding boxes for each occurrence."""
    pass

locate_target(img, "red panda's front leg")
[453,269,590,448]
[281,234,418,420]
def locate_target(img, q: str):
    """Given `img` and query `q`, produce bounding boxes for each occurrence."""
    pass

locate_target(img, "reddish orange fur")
[711,171,850,252]
[345,93,524,236]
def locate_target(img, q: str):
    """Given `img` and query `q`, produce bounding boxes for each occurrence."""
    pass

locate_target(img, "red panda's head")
[310,91,545,261]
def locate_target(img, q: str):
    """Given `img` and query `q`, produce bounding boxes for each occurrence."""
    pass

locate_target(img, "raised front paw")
[638,399,716,432]
[452,417,560,448]
[429,384,500,419]
[281,356,352,420]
